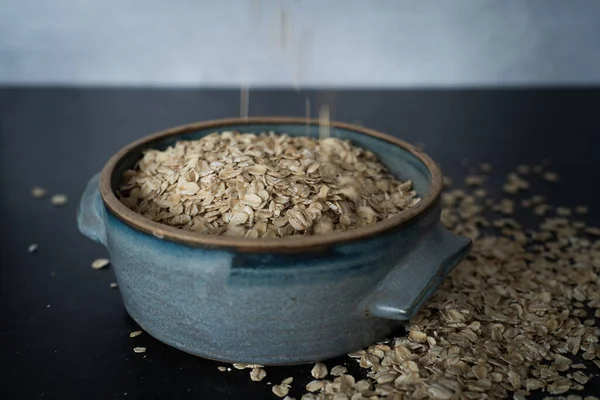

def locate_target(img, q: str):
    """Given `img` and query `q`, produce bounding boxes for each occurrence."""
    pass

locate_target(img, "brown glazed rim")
[99,117,443,252]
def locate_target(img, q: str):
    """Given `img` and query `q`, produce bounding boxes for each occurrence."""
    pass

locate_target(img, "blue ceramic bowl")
[77,117,471,365]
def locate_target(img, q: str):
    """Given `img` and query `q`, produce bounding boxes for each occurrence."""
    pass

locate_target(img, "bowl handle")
[77,173,107,246]
[364,223,471,321]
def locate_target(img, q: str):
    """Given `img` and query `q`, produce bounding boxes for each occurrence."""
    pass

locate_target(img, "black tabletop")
[1,87,600,399]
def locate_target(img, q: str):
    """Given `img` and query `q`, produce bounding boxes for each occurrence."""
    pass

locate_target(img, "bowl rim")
[99,117,442,252]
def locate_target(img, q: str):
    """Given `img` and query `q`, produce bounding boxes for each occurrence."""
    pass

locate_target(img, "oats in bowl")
[118,131,420,238]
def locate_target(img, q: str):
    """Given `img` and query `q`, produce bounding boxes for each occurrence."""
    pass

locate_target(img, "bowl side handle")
[77,172,108,246]
[364,223,471,321]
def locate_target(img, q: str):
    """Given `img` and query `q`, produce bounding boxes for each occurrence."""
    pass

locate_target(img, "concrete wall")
[1,0,599,87]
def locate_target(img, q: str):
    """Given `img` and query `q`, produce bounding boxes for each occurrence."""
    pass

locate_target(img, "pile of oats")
[237,164,600,400]
[118,131,419,238]
[272,165,600,400]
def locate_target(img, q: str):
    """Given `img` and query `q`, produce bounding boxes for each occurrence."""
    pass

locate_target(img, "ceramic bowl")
[77,117,471,365]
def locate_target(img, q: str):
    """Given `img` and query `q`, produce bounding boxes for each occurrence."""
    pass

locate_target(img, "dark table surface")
[1,87,600,399]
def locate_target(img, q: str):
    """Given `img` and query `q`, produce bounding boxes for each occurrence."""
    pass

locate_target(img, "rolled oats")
[292,162,600,399]
[31,186,47,198]
[273,377,292,398]
[544,171,559,182]
[91,258,110,269]
[50,194,68,206]
[250,367,267,382]
[311,362,328,379]
[119,131,419,238]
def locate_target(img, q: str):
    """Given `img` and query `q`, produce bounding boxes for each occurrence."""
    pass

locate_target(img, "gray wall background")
[1,0,599,87]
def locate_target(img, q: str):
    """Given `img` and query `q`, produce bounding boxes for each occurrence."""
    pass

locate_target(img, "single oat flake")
[311,362,327,379]
[118,131,420,238]
[250,367,266,382]
[50,194,68,206]
[28,244,38,253]
[576,205,589,215]
[31,187,47,198]
[133,347,146,353]
[129,330,142,338]
[272,383,290,398]
[91,258,110,269]
[479,163,492,173]
[543,171,559,182]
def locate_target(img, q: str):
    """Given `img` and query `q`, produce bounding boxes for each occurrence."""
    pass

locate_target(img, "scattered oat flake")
[272,384,290,398]
[575,206,589,215]
[91,258,110,269]
[556,206,572,217]
[109,282,118,288]
[50,194,68,206]
[543,171,559,182]
[311,362,328,379]
[218,366,227,372]
[129,330,142,338]
[585,227,600,236]
[534,204,551,216]
[250,367,266,382]
[133,347,146,353]
[330,365,347,376]
[479,163,492,173]
[28,244,38,253]
[465,175,485,186]
[31,187,47,198]
[280,377,293,386]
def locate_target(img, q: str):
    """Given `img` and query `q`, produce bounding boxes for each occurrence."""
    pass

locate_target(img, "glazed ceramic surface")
[78,118,471,365]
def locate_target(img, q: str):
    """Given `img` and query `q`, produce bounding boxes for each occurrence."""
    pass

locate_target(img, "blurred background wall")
[1,0,599,87]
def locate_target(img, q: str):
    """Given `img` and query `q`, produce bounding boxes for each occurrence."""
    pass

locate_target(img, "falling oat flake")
[28,244,38,253]
[129,330,142,338]
[91,258,110,269]
[133,347,146,354]
[31,187,47,198]
[50,194,68,206]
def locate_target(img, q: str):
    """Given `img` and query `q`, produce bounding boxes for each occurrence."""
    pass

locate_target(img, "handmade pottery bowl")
[77,117,471,365]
